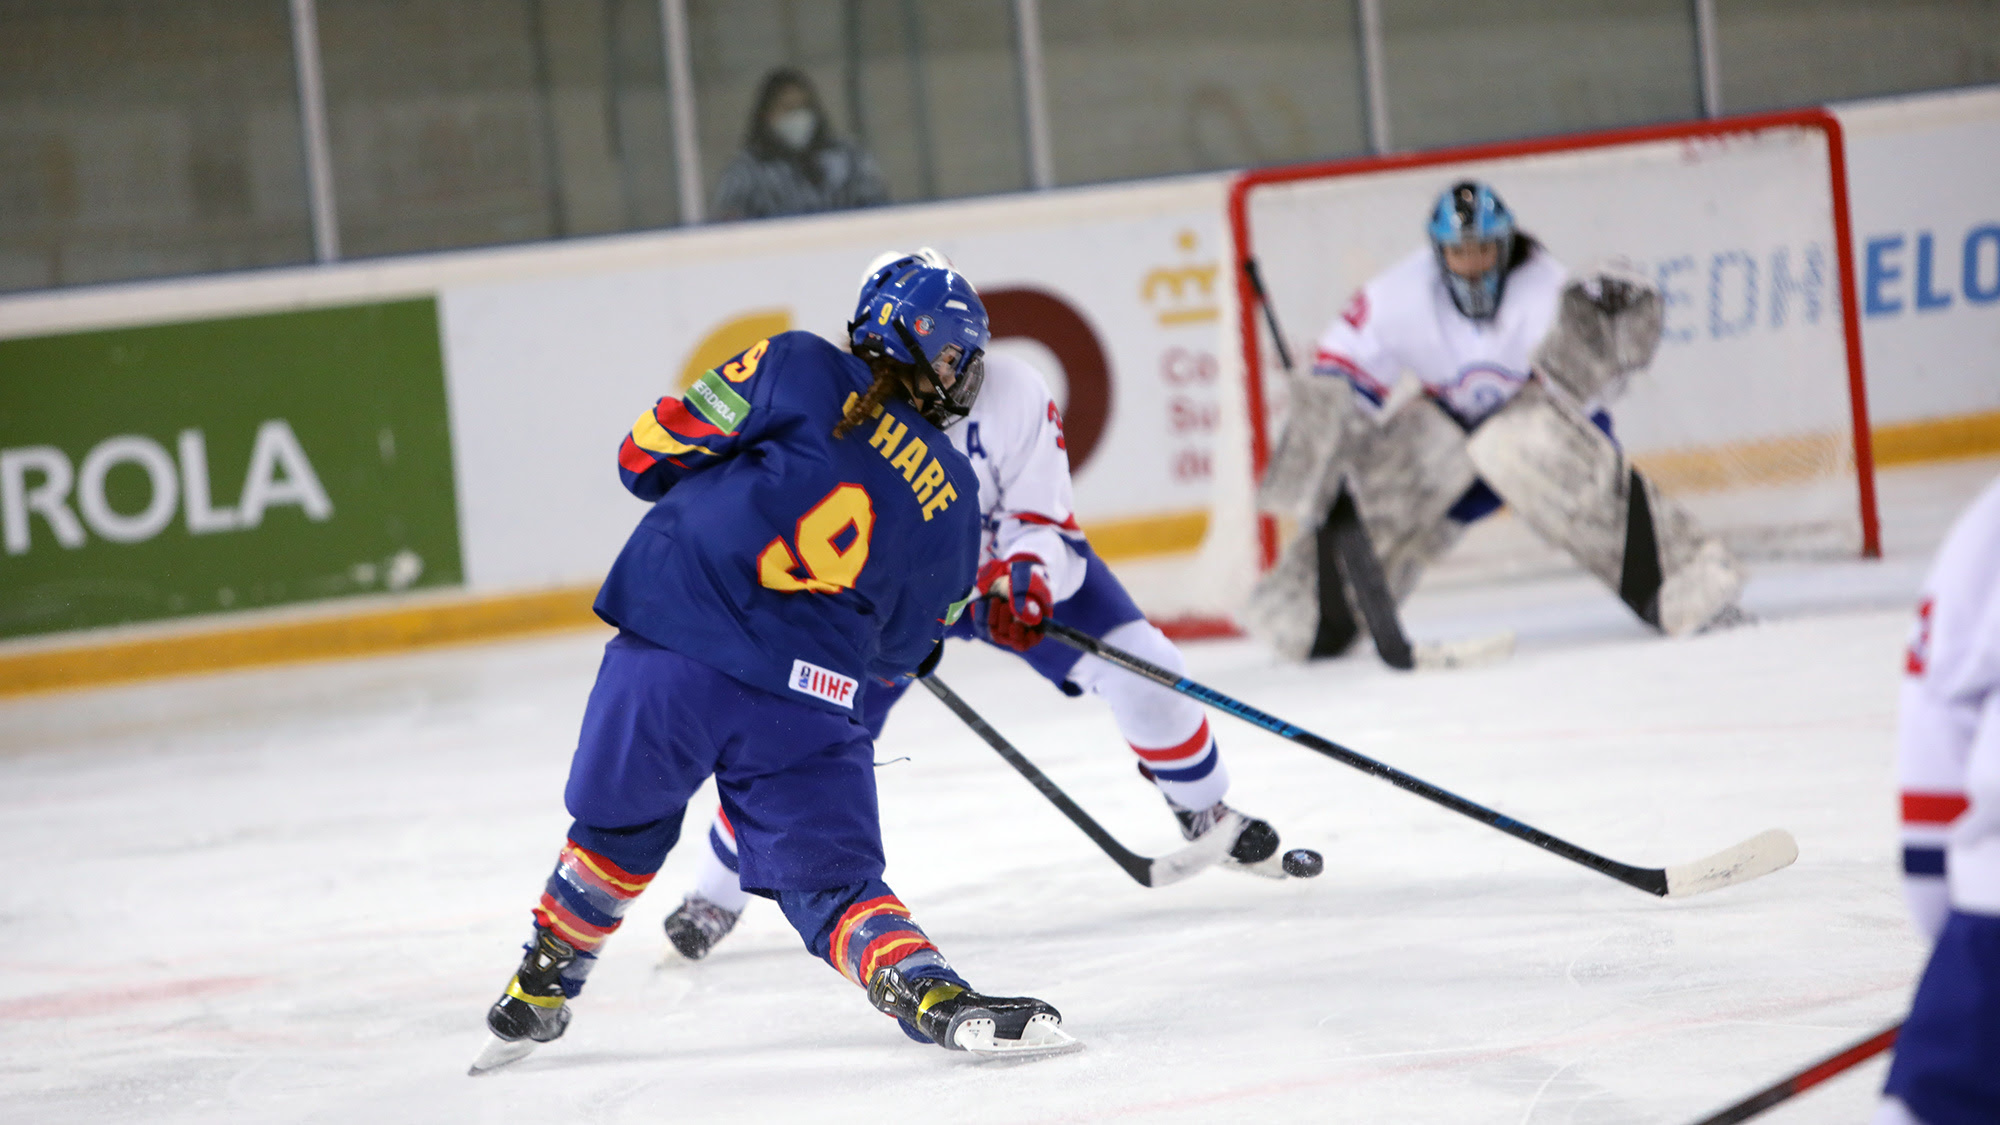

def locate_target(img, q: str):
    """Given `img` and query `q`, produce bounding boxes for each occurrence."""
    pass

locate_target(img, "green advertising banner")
[0,300,462,639]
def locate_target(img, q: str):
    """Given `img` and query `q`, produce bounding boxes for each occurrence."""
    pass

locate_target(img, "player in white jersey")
[1312,208,1572,432]
[660,250,1292,960]
[1875,473,2000,1125]
[1250,181,1744,657]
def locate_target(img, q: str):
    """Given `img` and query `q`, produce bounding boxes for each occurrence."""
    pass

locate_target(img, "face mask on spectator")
[770,107,817,152]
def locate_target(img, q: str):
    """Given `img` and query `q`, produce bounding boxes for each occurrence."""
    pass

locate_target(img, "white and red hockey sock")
[1129,717,1230,812]
[1070,618,1232,811]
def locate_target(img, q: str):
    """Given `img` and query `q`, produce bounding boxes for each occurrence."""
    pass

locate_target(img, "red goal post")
[1226,108,1880,576]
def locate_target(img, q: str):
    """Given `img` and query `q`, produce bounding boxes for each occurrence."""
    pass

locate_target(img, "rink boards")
[0,86,1995,666]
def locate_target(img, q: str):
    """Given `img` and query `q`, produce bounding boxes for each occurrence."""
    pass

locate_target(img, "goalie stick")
[1687,1022,1900,1125]
[1323,484,1516,671]
[1045,620,1798,898]
[919,675,1235,887]
[1246,257,1512,672]
[1243,256,1299,374]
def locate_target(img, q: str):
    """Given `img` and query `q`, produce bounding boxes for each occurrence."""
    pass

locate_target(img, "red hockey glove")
[973,555,1053,652]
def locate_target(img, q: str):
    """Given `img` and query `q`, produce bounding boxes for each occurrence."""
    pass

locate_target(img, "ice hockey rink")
[3,456,1992,1125]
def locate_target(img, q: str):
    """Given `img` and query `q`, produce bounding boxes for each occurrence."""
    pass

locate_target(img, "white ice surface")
[4,457,1994,1124]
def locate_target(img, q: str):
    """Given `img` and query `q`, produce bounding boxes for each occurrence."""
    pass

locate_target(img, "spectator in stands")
[712,68,889,222]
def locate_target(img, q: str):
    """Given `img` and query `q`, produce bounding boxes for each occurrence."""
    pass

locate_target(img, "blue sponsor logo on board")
[1863,224,2000,318]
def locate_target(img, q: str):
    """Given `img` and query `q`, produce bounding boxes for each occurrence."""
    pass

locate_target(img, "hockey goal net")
[1215,109,1877,602]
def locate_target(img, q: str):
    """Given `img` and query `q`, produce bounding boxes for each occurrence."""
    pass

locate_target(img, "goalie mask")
[849,260,989,427]
[1428,180,1516,321]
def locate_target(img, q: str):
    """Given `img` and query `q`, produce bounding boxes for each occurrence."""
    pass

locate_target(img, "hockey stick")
[1242,257,1298,373]
[1319,485,1516,670]
[1687,1022,1900,1124]
[919,675,1234,888]
[1323,487,1412,668]
[1325,487,1516,671]
[1044,621,1798,898]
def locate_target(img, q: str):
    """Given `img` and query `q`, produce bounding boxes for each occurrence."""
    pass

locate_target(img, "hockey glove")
[973,555,1053,652]
[1587,274,1644,314]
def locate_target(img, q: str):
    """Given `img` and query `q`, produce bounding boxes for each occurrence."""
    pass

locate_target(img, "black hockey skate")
[1173,800,1287,878]
[867,966,1079,1059]
[663,893,741,961]
[468,927,575,1075]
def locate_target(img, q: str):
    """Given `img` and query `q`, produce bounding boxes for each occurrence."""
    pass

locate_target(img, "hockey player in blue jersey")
[661,249,1295,963]
[472,261,1075,1072]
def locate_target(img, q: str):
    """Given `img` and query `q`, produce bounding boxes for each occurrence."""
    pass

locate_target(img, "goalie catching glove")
[973,556,1053,651]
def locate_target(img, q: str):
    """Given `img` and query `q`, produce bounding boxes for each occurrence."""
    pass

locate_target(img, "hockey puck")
[1281,848,1324,879]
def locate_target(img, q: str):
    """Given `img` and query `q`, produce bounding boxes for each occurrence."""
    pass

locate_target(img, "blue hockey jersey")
[596,330,980,714]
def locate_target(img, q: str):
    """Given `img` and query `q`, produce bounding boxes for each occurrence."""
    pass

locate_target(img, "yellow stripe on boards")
[1083,510,1210,561]
[1873,409,2000,466]
[7,410,1998,701]
[0,585,605,699]
[1630,433,1849,494]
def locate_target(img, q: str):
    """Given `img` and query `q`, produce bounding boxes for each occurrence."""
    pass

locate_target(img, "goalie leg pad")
[1257,373,1370,520]
[1245,526,1355,661]
[1336,398,1480,600]
[1342,396,1480,600]
[1464,381,1745,635]
[1247,396,1474,660]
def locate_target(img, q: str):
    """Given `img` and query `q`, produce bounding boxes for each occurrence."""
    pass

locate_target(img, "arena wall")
[1,85,1994,690]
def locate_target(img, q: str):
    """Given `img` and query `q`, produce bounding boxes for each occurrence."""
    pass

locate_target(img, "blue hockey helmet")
[851,247,952,324]
[1428,180,1516,320]
[849,258,988,425]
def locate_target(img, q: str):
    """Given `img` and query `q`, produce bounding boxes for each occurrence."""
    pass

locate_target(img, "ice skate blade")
[467,1035,537,1076]
[952,1013,1084,1060]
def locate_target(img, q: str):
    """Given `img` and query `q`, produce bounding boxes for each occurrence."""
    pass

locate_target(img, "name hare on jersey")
[844,392,960,521]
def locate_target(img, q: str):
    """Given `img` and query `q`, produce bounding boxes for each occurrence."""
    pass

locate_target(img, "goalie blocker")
[1248,269,1744,656]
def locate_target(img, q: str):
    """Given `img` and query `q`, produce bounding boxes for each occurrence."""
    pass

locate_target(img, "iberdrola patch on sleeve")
[688,370,751,434]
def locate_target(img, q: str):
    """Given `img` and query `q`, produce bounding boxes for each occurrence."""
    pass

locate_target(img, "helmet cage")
[891,319,984,424]
[1429,181,1515,321]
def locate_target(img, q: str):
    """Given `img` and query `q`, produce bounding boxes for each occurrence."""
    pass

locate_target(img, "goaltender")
[1248,180,1748,660]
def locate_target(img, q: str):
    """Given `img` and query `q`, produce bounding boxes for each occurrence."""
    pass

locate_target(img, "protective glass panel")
[688,0,1024,223]
[1380,0,1700,151]
[1039,0,1367,185]
[0,0,312,293]
[1717,0,2000,112]
[316,0,679,258]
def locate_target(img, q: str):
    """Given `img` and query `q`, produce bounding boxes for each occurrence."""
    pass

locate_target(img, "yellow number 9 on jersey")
[758,483,875,594]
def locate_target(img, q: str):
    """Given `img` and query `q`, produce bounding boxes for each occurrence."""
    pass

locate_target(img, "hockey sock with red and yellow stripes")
[530,838,657,997]
[783,879,965,991]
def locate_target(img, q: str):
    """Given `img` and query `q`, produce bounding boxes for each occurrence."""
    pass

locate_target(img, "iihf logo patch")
[790,659,858,709]
[912,314,935,336]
